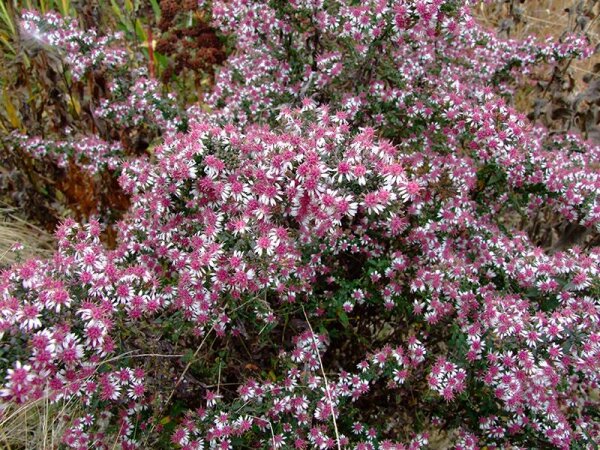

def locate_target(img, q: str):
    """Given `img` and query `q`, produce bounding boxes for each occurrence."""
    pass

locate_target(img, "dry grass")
[0,397,82,450]
[0,205,55,268]
[0,207,59,445]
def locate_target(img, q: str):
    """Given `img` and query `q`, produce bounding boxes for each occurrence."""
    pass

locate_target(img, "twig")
[216,361,222,398]
[249,415,277,449]
[301,306,342,450]
[145,324,216,444]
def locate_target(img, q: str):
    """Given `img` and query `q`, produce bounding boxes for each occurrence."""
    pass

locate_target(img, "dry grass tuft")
[0,205,55,268]
[0,397,82,450]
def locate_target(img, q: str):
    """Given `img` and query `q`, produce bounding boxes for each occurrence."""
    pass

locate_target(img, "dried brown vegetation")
[478,0,600,252]
[156,0,225,102]
[0,0,226,243]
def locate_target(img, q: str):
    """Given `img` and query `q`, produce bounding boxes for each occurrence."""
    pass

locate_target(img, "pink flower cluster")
[10,134,121,173]
[171,330,428,450]
[205,0,591,126]
[0,220,149,448]
[13,13,185,176]
[427,357,466,401]
[96,70,185,135]
[20,10,127,80]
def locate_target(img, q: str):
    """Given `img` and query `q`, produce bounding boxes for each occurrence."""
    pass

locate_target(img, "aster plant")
[1,1,599,449]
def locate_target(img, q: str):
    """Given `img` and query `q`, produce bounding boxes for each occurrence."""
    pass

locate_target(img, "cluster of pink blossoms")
[12,12,186,177]
[20,10,127,80]
[1,0,599,449]
[171,329,429,450]
[9,134,122,173]
[0,220,150,448]
[96,70,185,135]
[427,357,467,401]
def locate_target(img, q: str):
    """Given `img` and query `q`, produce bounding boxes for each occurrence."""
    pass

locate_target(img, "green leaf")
[135,18,147,42]
[339,310,349,328]
[149,0,161,21]
[182,349,195,363]
[110,0,125,22]
[540,295,560,312]
[0,1,15,36]
[2,87,21,129]
[111,0,134,34]
[124,0,134,14]
[58,0,72,16]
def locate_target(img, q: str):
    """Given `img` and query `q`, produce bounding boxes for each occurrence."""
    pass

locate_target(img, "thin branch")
[302,306,342,450]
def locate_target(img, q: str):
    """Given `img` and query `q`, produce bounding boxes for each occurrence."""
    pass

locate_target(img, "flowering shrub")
[3,9,193,230]
[1,1,599,449]
[204,0,591,126]
[12,11,186,174]
[20,11,128,80]
[202,0,598,227]
[10,134,122,174]
[0,220,149,448]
